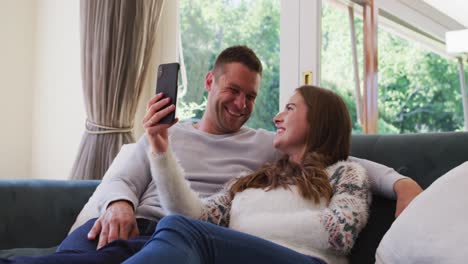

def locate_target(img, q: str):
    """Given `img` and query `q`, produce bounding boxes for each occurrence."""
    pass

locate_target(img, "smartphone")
[155,62,180,124]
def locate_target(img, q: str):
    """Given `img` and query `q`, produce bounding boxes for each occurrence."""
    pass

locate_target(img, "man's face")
[205,62,261,134]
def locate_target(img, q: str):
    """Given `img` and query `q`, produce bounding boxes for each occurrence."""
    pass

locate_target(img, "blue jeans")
[0,239,146,264]
[124,214,327,264]
[0,218,157,264]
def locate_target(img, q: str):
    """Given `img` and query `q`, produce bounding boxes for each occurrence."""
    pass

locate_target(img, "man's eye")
[247,95,256,101]
[229,88,239,94]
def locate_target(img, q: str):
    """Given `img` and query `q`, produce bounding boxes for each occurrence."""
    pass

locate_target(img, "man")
[62,45,423,253]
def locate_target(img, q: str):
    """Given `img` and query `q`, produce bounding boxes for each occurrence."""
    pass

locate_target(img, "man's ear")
[205,71,214,92]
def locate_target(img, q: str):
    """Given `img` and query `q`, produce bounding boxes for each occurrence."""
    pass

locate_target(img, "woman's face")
[273,92,309,162]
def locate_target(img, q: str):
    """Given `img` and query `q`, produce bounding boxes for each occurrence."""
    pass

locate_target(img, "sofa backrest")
[0,180,99,250]
[348,132,468,264]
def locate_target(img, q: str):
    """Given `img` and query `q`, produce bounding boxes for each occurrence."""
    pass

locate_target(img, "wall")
[0,0,83,180]
[30,0,84,179]
[30,0,179,179]
[0,0,36,179]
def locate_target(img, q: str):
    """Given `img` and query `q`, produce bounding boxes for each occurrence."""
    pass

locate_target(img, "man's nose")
[234,93,247,109]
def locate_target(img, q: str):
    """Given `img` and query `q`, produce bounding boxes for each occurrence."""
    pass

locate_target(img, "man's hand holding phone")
[144,92,178,154]
[144,62,180,154]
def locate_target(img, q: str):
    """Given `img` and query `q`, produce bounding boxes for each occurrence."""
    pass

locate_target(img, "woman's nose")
[273,112,283,125]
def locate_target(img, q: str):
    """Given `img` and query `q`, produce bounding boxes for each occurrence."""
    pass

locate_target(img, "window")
[178,0,280,131]
[320,0,467,134]
[321,2,364,133]
[378,28,466,133]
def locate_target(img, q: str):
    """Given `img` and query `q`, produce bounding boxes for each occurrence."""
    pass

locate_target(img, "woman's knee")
[155,214,199,236]
[158,214,192,228]
[155,214,207,242]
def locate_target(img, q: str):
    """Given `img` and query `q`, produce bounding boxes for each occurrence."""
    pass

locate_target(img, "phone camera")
[158,67,163,79]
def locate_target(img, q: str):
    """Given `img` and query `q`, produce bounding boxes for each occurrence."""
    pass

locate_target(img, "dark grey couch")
[1,132,467,263]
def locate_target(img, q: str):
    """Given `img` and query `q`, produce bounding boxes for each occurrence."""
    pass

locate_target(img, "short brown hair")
[228,86,352,203]
[213,45,262,77]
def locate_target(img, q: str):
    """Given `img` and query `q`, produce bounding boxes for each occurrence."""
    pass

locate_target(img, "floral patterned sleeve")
[322,162,371,254]
[199,189,233,227]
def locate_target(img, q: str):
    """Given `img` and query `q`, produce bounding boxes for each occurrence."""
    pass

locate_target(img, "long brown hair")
[228,86,352,203]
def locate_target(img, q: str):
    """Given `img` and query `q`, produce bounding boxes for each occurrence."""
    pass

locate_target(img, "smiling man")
[39,45,422,263]
[196,59,260,134]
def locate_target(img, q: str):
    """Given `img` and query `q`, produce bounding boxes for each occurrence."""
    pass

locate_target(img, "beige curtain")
[71,0,165,180]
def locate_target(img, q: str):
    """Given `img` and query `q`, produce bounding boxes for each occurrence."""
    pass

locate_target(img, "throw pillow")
[375,161,468,264]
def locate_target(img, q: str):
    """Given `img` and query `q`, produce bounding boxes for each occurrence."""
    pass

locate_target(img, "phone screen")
[155,63,180,124]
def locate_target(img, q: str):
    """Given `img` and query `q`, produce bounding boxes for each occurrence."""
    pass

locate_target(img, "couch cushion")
[375,161,468,264]
[0,180,99,250]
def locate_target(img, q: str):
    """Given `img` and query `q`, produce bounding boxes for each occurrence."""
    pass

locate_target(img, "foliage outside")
[321,3,466,134]
[180,0,467,134]
[179,0,280,131]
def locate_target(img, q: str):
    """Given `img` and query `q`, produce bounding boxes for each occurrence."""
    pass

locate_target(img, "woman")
[124,85,370,264]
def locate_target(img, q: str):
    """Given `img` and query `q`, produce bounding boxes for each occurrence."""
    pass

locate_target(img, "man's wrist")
[108,199,134,210]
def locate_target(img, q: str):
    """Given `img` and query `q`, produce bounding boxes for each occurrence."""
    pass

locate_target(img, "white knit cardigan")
[148,147,371,264]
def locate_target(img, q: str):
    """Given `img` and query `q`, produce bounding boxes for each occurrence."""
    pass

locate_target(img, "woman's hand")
[143,93,178,154]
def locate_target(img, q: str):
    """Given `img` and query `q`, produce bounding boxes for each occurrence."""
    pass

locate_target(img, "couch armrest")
[0,180,99,250]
